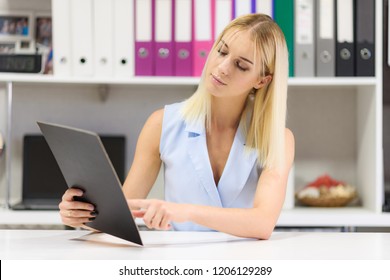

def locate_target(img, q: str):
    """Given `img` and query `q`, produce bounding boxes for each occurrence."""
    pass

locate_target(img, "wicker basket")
[296,193,356,207]
[297,174,357,207]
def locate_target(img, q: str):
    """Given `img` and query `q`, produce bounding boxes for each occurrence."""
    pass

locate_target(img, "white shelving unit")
[0,0,389,228]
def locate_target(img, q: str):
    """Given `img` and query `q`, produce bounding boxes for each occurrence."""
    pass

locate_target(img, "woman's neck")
[209,95,247,131]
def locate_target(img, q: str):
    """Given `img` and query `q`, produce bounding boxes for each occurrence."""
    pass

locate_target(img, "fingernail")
[90,211,98,217]
[89,217,96,221]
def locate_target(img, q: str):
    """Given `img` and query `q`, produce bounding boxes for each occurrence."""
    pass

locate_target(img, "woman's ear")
[254,75,273,89]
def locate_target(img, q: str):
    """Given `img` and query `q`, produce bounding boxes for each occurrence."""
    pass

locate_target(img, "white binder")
[52,0,72,76]
[255,0,274,18]
[294,0,315,77]
[113,0,135,77]
[70,0,94,76]
[215,0,232,38]
[94,0,114,77]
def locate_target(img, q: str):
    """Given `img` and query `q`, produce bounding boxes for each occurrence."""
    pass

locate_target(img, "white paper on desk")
[73,231,253,247]
[72,232,142,247]
[142,231,253,246]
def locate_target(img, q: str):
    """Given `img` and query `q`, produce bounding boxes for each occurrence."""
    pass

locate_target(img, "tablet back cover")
[37,121,142,245]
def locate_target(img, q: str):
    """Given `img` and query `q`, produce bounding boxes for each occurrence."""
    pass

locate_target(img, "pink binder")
[174,0,193,76]
[192,0,215,76]
[155,0,174,76]
[135,0,154,76]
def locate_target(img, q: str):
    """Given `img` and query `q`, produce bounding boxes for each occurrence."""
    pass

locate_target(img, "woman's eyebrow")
[220,39,254,65]
[220,39,229,48]
[239,56,253,65]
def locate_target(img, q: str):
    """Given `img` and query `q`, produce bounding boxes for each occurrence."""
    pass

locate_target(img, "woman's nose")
[217,58,230,76]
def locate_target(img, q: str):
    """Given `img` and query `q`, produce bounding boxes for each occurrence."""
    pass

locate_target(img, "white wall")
[287,87,358,198]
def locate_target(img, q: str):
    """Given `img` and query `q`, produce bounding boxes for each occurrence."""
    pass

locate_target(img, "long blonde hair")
[181,14,289,169]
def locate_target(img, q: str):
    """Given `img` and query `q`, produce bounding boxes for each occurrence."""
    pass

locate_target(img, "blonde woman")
[60,14,294,240]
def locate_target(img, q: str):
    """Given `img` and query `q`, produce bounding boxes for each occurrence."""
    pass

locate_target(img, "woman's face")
[204,29,264,99]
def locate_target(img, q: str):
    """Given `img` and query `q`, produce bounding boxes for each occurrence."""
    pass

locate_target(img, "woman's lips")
[211,74,227,85]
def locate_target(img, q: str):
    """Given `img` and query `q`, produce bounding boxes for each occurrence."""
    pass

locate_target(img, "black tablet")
[37,121,142,245]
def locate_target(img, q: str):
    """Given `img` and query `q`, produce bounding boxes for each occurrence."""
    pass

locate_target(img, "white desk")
[1,230,390,260]
[2,208,390,227]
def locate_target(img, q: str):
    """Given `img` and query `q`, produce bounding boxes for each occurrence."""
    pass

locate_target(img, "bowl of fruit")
[296,174,357,207]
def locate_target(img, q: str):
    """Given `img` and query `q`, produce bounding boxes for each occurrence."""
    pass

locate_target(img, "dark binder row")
[294,0,375,77]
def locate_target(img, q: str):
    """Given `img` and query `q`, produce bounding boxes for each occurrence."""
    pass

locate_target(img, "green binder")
[274,0,294,77]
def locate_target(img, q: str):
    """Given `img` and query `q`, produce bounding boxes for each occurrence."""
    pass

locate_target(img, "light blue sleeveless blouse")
[160,102,262,231]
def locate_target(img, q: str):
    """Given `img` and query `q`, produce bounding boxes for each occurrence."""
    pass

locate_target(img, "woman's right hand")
[59,187,97,228]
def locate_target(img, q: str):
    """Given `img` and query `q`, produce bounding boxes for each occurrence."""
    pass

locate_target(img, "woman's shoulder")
[284,128,295,164]
[163,101,187,126]
[146,101,186,132]
[158,101,187,156]
[164,101,186,116]
[285,128,294,142]
[146,101,185,125]
[285,128,294,145]
[147,108,164,126]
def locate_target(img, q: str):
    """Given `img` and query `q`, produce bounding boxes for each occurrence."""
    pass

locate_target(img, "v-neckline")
[185,118,258,207]
[206,125,241,188]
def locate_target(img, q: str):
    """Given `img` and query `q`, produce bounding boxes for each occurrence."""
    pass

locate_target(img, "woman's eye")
[236,62,247,71]
[217,48,227,56]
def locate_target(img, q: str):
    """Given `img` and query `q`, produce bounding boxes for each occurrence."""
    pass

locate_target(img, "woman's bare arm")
[122,109,164,199]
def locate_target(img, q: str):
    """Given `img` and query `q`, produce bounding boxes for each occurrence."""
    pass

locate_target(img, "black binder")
[355,0,375,76]
[384,0,390,104]
[383,0,390,212]
[335,0,355,77]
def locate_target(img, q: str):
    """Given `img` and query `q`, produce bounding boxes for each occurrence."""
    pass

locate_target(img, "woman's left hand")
[127,199,189,230]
